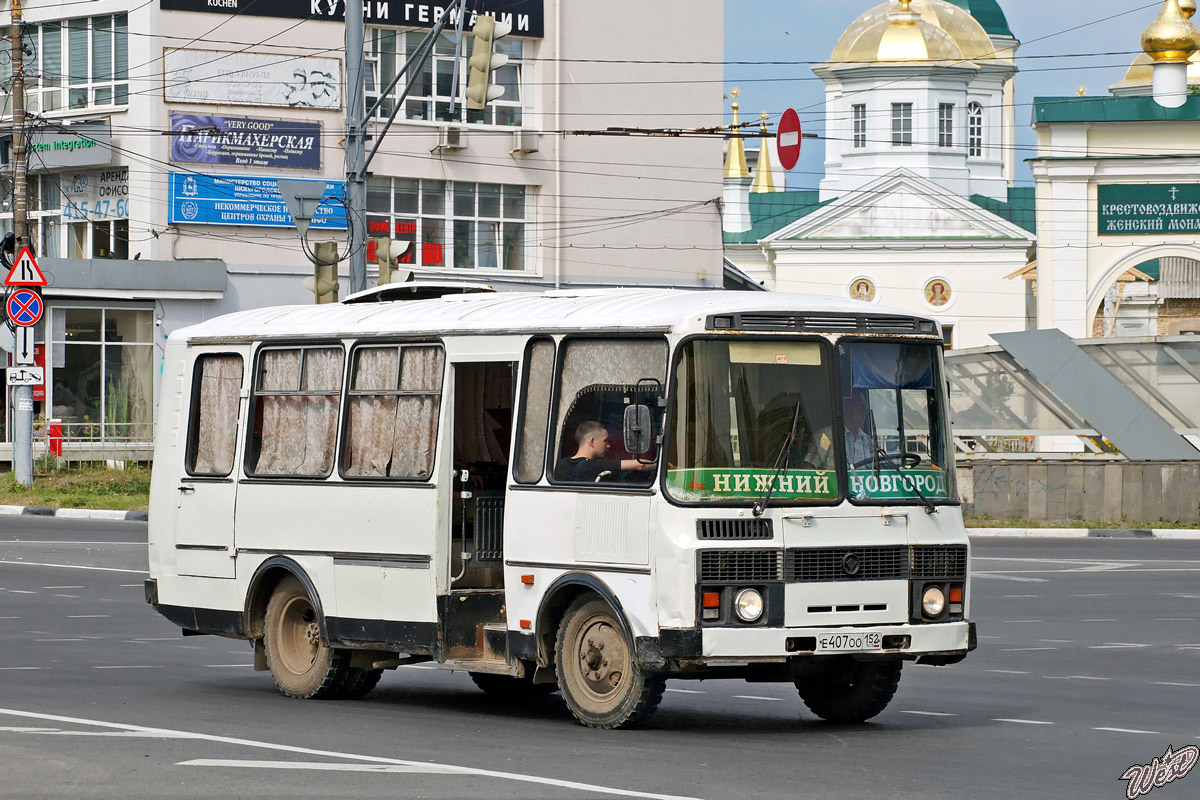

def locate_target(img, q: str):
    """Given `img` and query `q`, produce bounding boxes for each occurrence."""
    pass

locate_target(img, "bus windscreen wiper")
[873,447,937,515]
[752,402,802,518]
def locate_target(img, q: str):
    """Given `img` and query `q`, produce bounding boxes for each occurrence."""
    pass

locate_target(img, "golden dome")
[1182,0,1197,19]
[724,89,749,180]
[1141,0,1199,63]
[830,0,996,63]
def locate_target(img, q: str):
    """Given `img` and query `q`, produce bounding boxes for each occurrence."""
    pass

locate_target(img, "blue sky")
[724,1,1167,188]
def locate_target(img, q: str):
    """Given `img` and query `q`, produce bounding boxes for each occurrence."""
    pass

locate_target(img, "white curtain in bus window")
[188,354,243,476]
[553,338,667,483]
[515,339,554,483]
[342,345,444,479]
[250,347,343,477]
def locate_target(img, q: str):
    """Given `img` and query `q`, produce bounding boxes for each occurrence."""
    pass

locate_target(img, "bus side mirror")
[623,404,653,456]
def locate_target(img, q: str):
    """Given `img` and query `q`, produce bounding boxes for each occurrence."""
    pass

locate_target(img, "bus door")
[444,359,517,664]
[174,351,245,580]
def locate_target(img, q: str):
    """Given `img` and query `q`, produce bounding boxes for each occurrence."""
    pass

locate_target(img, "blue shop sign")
[170,114,321,170]
[168,172,347,229]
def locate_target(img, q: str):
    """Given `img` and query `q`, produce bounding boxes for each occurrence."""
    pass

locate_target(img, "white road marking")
[900,711,956,717]
[92,666,159,670]
[980,635,1003,640]
[0,707,706,800]
[1156,618,1197,622]
[1088,643,1150,649]
[986,669,1031,675]
[0,667,40,671]
[1093,727,1160,735]
[733,695,780,702]
[0,616,19,620]
[1045,676,1111,681]
[665,688,705,694]
[994,718,1055,725]
[397,663,437,670]
[118,584,142,588]
[1002,647,1057,652]
[67,615,109,619]
[8,590,36,595]
[0,727,57,732]
[972,574,1048,583]
[1152,682,1200,688]
[53,595,80,599]
[35,638,83,643]
[180,759,459,774]
[1071,593,1123,598]
[0,560,147,575]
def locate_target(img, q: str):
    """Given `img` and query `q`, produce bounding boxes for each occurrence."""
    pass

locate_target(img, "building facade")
[0,0,724,453]
[724,0,1035,350]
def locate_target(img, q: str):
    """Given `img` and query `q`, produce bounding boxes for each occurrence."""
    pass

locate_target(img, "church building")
[724,0,1035,349]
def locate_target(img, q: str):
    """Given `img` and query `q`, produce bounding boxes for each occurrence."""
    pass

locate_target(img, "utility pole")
[344,0,368,295]
[9,0,33,487]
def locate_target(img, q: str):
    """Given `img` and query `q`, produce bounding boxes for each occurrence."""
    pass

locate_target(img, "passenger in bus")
[555,420,656,482]
[803,391,875,468]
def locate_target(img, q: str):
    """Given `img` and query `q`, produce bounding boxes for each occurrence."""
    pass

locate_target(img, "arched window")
[968,102,984,157]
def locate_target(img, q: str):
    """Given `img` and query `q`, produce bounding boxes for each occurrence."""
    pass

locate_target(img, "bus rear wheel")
[555,596,664,729]
[263,576,351,699]
[795,657,903,723]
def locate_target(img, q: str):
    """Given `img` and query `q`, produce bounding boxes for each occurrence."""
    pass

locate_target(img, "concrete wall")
[958,461,1200,524]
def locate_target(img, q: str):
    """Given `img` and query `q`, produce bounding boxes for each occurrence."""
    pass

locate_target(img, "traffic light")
[303,242,339,304]
[465,14,512,110]
[370,237,413,286]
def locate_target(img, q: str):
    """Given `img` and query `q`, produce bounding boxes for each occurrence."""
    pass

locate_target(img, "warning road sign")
[6,288,43,327]
[4,246,47,287]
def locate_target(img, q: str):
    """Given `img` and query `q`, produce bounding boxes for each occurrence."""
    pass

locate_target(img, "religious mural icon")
[924,279,952,307]
[849,277,876,303]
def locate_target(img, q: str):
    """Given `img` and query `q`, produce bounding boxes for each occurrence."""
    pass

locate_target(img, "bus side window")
[185,354,244,477]
[342,344,445,479]
[246,346,344,478]
[551,338,667,486]
[514,338,554,484]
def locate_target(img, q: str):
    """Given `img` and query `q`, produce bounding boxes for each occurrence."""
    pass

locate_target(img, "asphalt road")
[2,516,1199,799]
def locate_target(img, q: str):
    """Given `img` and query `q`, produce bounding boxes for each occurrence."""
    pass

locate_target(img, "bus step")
[482,623,508,658]
[440,658,522,677]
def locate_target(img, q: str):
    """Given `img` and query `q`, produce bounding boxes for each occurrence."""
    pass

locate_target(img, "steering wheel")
[852,452,922,469]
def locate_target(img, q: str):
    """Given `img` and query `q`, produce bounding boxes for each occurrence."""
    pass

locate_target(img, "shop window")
[365,27,524,127]
[341,344,445,480]
[551,338,667,486]
[246,347,344,478]
[50,307,153,439]
[186,355,244,477]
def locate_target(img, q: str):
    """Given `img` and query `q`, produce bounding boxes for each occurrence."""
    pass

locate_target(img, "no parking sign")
[6,288,43,327]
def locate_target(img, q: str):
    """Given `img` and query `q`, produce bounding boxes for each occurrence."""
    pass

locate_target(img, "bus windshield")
[837,340,956,504]
[665,338,955,505]
[666,339,839,503]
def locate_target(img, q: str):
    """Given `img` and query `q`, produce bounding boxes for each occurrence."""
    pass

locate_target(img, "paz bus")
[145,286,974,729]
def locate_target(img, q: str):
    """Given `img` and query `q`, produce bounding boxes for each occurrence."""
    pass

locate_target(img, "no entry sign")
[6,288,43,327]
[777,108,802,171]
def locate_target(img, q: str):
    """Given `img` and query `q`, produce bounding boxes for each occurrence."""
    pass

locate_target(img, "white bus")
[146,287,974,729]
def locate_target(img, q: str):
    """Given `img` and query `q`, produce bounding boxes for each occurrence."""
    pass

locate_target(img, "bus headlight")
[734,588,764,623]
[922,585,946,618]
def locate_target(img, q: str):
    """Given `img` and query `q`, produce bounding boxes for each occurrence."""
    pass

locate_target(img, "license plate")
[817,632,883,652]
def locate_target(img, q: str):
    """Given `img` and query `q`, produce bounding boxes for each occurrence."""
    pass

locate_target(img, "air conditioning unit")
[434,126,466,151]
[511,130,539,154]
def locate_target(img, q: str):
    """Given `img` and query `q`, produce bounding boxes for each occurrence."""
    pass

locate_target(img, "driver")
[555,421,656,482]
[804,390,875,468]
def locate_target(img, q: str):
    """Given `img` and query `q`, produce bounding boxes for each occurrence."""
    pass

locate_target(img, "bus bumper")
[639,621,975,670]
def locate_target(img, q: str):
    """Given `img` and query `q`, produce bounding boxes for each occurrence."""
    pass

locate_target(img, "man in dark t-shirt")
[555,420,655,482]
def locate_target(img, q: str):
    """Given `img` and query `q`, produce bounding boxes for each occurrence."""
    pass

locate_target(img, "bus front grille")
[785,546,908,582]
[910,545,968,580]
[696,519,774,540]
[698,549,783,582]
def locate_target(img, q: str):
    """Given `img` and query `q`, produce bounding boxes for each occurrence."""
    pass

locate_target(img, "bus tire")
[795,657,903,723]
[263,576,351,699]
[469,672,557,699]
[554,595,665,729]
[333,667,384,700]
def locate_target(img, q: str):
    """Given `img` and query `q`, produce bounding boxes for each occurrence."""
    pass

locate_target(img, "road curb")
[969,527,1200,540]
[0,504,147,522]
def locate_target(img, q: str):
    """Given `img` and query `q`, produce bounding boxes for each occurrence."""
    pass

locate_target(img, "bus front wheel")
[263,576,352,699]
[795,657,903,723]
[554,595,665,729]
